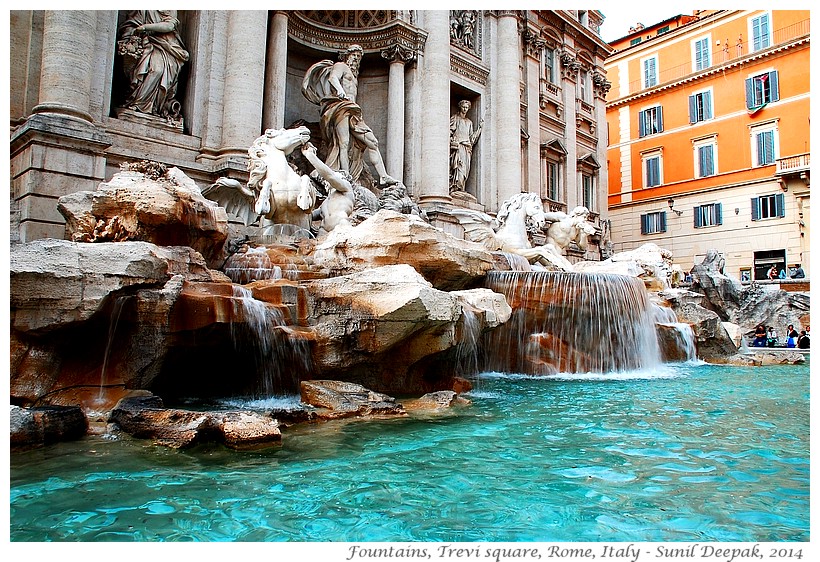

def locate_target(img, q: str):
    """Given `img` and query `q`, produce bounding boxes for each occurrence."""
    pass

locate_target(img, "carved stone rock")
[299,380,406,420]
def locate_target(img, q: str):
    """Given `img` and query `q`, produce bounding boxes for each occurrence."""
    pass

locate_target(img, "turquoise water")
[10,361,809,542]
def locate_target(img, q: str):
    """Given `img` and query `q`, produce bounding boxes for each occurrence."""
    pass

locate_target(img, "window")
[745,71,779,109]
[642,55,658,88]
[582,174,594,210]
[693,37,711,71]
[688,90,713,123]
[750,122,778,166]
[580,71,590,102]
[547,161,560,200]
[751,193,785,221]
[641,211,667,234]
[656,26,670,36]
[639,106,663,137]
[692,136,717,178]
[642,151,662,187]
[694,203,722,228]
[630,37,642,46]
[544,48,556,84]
[750,13,771,52]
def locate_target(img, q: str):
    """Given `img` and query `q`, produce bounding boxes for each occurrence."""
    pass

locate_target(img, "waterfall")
[482,271,662,375]
[453,306,482,379]
[652,305,698,362]
[229,285,312,396]
[97,295,130,402]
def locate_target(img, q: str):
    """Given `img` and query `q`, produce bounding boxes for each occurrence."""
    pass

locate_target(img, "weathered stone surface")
[10,239,215,333]
[309,210,496,290]
[689,263,744,321]
[668,301,738,361]
[575,242,673,290]
[57,167,229,266]
[10,405,88,449]
[109,395,282,449]
[719,351,806,367]
[402,391,471,413]
[450,288,512,328]
[300,380,406,420]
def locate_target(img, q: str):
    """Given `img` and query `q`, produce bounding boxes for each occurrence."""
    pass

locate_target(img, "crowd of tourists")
[752,323,810,349]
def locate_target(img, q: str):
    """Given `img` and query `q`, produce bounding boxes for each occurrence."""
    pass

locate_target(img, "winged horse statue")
[202,126,317,233]
[449,193,595,272]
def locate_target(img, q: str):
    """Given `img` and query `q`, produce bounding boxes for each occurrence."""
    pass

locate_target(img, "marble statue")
[301,44,398,188]
[449,100,483,192]
[450,10,479,52]
[117,10,189,122]
[203,126,317,232]
[301,143,355,234]
[449,192,575,271]
[542,206,598,252]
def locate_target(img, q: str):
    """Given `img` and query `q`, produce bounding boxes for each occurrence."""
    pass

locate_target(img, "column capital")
[522,29,546,59]
[560,49,581,79]
[381,43,416,64]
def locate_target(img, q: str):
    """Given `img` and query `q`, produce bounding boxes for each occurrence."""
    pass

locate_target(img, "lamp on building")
[667,198,683,216]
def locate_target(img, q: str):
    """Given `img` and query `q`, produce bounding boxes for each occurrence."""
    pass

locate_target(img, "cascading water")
[229,285,312,396]
[97,295,130,402]
[482,271,663,375]
[652,304,698,362]
[453,306,482,379]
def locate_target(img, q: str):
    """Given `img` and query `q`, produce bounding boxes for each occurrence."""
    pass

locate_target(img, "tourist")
[301,44,398,188]
[791,264,805,279]
[779,268,787,279]
[117,10,189,119]
[768,265,778,280]
[752,324,767,347]
[767,326,778,347]
[786,325,799,348]
[798,330,810,349]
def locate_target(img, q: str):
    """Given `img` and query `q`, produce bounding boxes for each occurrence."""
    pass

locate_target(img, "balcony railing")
[776,153,810,176]
[627,18,809,94]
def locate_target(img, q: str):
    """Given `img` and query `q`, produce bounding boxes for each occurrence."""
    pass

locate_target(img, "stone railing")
[775,153,810,176]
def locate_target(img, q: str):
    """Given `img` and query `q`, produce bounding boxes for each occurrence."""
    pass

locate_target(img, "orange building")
[605,10,810,281]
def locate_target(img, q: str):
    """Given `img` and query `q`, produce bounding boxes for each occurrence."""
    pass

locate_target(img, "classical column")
[523,29,546,200]
[381,44,415,184]
[32,10,97,122]
[495,11,523,203]
[263,11,289,131]
[221,11,268,153]
[560,48,580,209]
[11,10,112,242]
[418,11,451,204]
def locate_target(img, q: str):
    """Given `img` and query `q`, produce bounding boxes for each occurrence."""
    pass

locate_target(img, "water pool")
[9,361,809,542]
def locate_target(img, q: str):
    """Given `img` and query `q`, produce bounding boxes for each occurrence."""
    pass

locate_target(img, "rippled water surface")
[10,361,809,542]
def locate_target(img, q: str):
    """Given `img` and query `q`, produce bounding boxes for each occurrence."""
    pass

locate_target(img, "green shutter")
[751,197,760,221]
[775,193,785,217]
[694,206,703,228]
[641,214,648,235]
[769,71,779,102]
[745,78,754,109]
[716,203,723,225]
[660,211,667,232]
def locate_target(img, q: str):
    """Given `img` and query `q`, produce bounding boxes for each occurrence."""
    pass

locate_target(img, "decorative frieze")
[450,52,490,86]
[288,12,426,56]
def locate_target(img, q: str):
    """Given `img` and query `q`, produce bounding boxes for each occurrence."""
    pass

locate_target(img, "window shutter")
[716,203,723,225]
[694,206,703,228]
[751,197,760,221]
[641,214,648,235]
[705,145,714,175]
[638,110,646,137]
[688,95,697,123]
[657,106,664,132]
[704,91,712,119]
[775,193,785,217]
[745,78,754,109]
[660,211,667,232]
[763,131,775,164]
[769,71,779,102]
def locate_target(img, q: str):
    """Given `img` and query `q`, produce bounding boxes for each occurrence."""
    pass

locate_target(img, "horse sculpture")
[202,126,317,234]
[449,192,576,271]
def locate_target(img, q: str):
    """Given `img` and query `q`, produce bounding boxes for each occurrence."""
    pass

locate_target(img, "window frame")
[638,105,664,137]
[582,173,594,211]
[641,149,663,188]
[692,135,718,178]
[692,35,712,72]
[546,160,560,201]
[694,202,723,228]
[749,12,772,53]
[688,88,713,124]
[751,193,785,221]
[640,211,667,235]
[544,47,556,84]
[749,120,779,167]
[745,70,779,110]
[642,54,659,89]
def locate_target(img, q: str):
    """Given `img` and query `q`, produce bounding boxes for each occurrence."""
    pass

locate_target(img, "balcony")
[776,153,810,176]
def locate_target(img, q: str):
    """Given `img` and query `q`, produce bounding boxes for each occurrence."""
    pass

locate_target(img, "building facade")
[10,10,611,261]
[605,10,810,280]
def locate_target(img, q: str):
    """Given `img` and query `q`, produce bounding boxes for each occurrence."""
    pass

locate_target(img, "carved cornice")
[450,52,490,86]
[288,12,427,56]
[522,28,546,59]
[560,49,580,79]
[591,70,611,98]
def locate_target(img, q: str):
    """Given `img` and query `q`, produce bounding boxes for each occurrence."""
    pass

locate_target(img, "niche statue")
[117,10,189,125]
[449,100,483,192]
